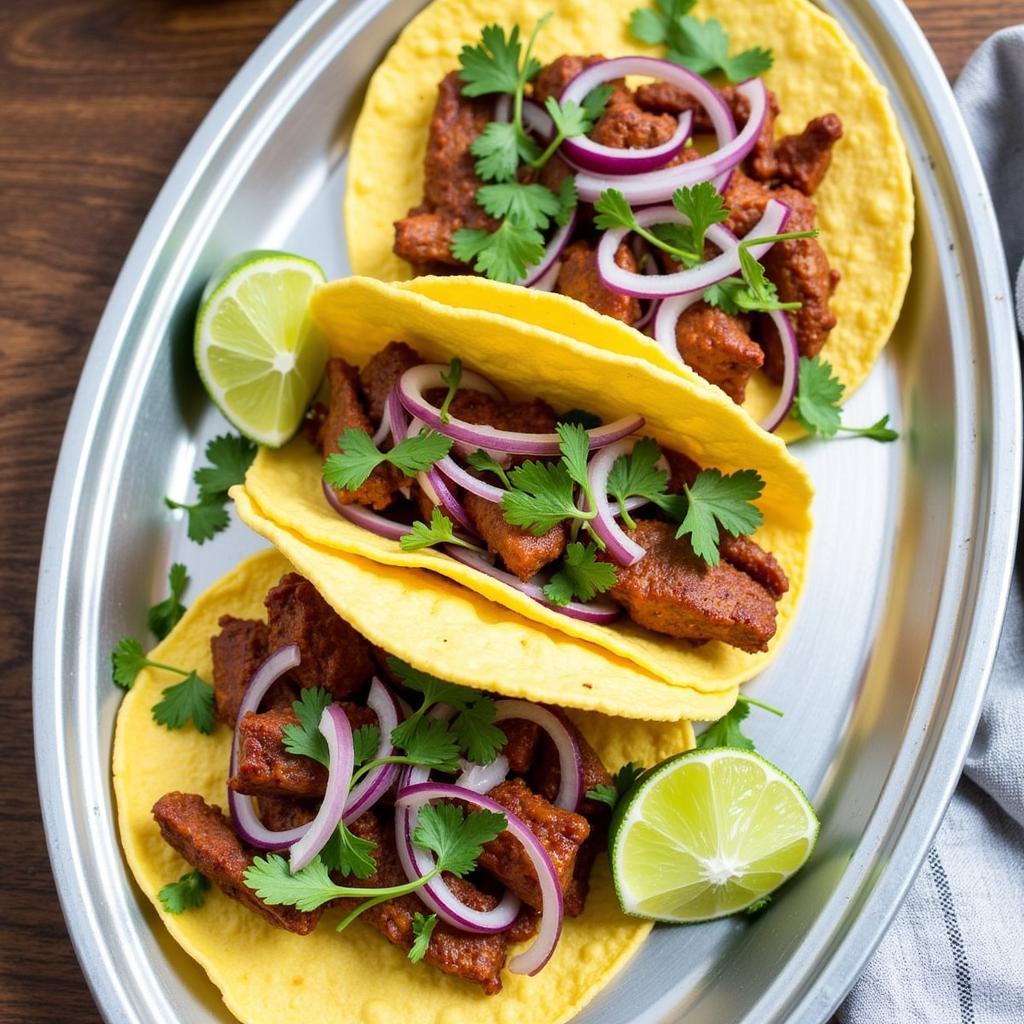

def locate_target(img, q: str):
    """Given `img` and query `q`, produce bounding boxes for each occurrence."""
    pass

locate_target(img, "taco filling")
[391,21,842,425]
[150,570,622,994]
[307,340,789,655]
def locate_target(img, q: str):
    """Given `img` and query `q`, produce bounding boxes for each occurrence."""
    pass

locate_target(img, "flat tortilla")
[113,548,697,1024]
[344,0,913,433]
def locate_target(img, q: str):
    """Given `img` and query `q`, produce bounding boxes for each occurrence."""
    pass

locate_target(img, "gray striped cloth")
[838,27,1024,1024]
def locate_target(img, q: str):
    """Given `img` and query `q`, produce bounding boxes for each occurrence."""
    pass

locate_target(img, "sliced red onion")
[398,782,563,974]
[343,678,401,823]
[322,480,411,541]
[445,545,621,624]
[757,309,799,433]
[456,755,510,794]
[598,198,791,299]
[492,701,583,810]
[565,108,693,174]
[529,257,563,292]
[584,438,648,567]
[519,209,576,288]
[435,455,506,504]
[653,291,704,367]
[386,385,409,445]
[420,466,475,533]
[288,704,355,872]
[574,76,765,204]
[371,400,391,447]
[398,364,644,455]
[394,767,521,934]
[632,299,660,331]
[228,645,307,850]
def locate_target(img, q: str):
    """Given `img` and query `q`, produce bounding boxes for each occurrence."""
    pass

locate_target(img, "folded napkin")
[838,27,1024,1024]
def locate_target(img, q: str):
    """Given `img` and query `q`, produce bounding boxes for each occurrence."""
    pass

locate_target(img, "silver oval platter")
[33,0,1022,1022]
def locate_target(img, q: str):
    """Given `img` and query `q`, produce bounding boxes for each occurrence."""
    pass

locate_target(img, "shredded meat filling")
[210,615,295,726]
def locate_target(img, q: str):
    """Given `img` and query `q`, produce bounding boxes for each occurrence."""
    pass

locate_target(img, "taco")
[344,0,913,432]
[113,548,697,1023]
[231,276,813,718]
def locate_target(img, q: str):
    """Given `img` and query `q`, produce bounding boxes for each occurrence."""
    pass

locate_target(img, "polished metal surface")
[33,0,1021,1022]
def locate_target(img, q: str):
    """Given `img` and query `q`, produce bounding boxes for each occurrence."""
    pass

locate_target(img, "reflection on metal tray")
[32,0,1021,1022]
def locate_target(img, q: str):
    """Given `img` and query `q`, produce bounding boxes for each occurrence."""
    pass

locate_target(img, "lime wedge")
[609,748,819,922]
[194,250,328,447]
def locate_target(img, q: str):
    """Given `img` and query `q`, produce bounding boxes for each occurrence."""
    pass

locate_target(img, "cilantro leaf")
[324,428,452,491]
[451,701,506,765]
[281,687,333,766]
[470,121,524,182]
[245,855,341,912]
[839,414,899,443]
[501,460,581,534]
[321,821,378,879]
[669,16,773,82]
[409,912,437,963]
[147,563,189,641]
[193,433,257,499]
[151,671,215,734]
[393,716,462,772]
[157,869,209,914]
[543,542,618,605]
[451,220,546,284]
[696,694,783,751]
[164,495,231,544]
[593,188,636,232]
[466,449,511,488]
[607,437,669,526]
[544,96,594,140]
[353,723,381,767]
[702,276,749,315]
[581,84,615,125]
[386,657,476,711]
[556,422,592,490]
[791,356,843,438]
[629,0,697,45]
[721,46,774,83]
[745,894,773,915]
[458,24,535,97]
[555,176,579,227]
[400,508,470,552]
[111,637,148,689]
[674,469,764,565]
[672,182,729,256]
[438,358,462,424]
[412,802,507,877]
[476,182,564,231]
[586,761,646,808]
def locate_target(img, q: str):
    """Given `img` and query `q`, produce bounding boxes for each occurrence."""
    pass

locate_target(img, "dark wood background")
[1,1,1021,1020]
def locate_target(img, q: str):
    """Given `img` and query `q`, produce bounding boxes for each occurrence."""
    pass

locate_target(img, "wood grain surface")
[1,1,1021,1021]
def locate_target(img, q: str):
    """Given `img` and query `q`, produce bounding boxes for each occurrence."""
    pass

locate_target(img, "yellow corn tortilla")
[114,547,697,1024]
[344,0,913,435]
[234,277,812,713]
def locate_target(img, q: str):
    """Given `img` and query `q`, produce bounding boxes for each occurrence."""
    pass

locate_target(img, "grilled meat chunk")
[464,491,567,582]
[606,520,778,653]
[321,358,407,510]
[152,792,321,934]
[265,573,376,699]
[590,101,677,150]
[447,388,559,434]
[534,711,613,822]
[359,340,422,422]
[257,794,318,832]
[556,239,641,325]
[210,616,295,726]
[533,55,629,107]
[478,779,590,911]
[342,812,509,994]
[500,718,541,774]
[231,703,378,800]
[718,535,789,600]
[772,114,843,195]
[393,72,498,271]
[673,301,764,404]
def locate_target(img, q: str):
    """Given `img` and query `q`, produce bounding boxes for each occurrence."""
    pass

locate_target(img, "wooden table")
[1,1,1020,1020]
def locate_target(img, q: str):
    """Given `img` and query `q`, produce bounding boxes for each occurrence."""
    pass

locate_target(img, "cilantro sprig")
[147,563,189,641]
[791,357,898,443]
[606,437,669,530]
[543,542,618,606]
[111,637,215,733]
[323,428,453,491]
[399,508,479,553]
[438,358,462,424]
[281,687,333,766]
[409,912,438,963]
[696,694,783,752]
[630,0,773,83]
[244,801,507,931]
[157,870,209,914]
[586,762,646,809]
[453,18,601,283]
[669,468,764,565]
[165,433,256,544]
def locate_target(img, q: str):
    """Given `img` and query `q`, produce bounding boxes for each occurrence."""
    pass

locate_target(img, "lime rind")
[609,747,819,924]
[194,251,328,448]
